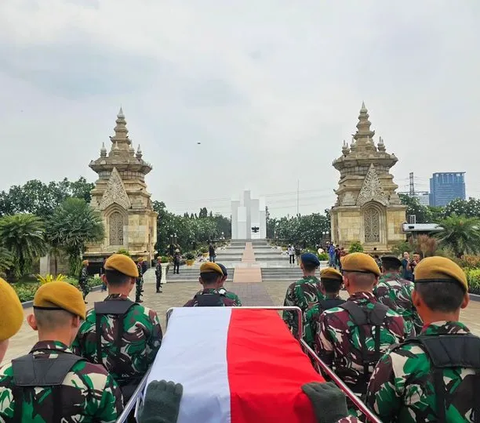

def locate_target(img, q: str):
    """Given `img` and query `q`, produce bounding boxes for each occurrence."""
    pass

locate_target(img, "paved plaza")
[3,268,480,365]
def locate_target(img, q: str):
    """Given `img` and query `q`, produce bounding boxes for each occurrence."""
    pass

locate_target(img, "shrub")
[317,252,329,261]
[200,247,208,254]
[159,256,170,263]
[185,252,195,260]
[349,241,364,253]
[116,249,131,257]
[465,268,480,295]
[457,255,480,269]
[36,273,66,284]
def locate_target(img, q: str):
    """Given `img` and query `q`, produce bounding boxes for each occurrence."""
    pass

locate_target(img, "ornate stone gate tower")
[330,103,406,253]
[84,108,157,264]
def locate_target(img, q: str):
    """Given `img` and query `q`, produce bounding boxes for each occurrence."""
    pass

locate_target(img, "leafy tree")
[435,215,480,257]
[442,198,480,219]
[198,207,208,219]
[46,198,104,275]
[0,177,94,219]
[399,194,432,223]
[0,214,47,277]
[275,213,330,248]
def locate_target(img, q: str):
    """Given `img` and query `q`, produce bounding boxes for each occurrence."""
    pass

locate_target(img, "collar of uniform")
[105,293,130,301]
[30,340,72,354]
[325,294,342,300]
[379,272,401,281]
[300,276,319,283]
[347,291,376,303]
[201,288,219,295]
[421,321,470,336]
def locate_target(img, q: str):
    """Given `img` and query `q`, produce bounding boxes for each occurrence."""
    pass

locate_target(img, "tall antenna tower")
[409,172,415,196]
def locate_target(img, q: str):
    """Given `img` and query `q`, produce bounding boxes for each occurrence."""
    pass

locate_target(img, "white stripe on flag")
[146,307,232,423]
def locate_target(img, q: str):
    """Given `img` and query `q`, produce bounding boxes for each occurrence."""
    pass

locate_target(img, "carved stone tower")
[330,103,406,252]
[84,108,158,263]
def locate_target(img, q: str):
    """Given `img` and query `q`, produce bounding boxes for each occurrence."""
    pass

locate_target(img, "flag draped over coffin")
[146,307,324,423]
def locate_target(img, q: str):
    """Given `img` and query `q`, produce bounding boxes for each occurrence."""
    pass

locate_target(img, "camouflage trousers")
[79,281,90,300]
[136,278,144,302]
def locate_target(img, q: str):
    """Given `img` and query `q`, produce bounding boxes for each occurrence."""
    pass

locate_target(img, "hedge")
[13,277,103,303]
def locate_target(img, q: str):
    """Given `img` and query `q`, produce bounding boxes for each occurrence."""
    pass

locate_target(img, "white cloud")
[0,0,479,217]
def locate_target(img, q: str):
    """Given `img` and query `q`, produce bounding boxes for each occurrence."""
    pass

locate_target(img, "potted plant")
[185,252,195,266]
[200,247,208,258]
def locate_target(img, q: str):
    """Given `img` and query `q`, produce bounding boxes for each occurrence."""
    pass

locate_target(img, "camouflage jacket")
[283,276,325,337]
[218,288,242,306]
[374,272,423,335]
[185,288,237,307]
[366,321,478,422]
[0,341,122,422]
[304,296,345,349]
[72,294,162,385]
[315,291,411,389]
[136,263,144,281]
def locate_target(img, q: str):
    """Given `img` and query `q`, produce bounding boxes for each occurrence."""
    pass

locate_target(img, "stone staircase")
[261,267,304,281]
[166,267,234,283]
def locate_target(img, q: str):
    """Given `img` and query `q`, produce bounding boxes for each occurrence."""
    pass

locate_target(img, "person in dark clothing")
[155,258,163,293]
[401,252,414,281]
[100,257,107,292]
[208,243,216,263]
[173,250,181,274]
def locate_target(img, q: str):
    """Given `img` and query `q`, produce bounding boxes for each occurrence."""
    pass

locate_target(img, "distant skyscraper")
[429,172,466,207]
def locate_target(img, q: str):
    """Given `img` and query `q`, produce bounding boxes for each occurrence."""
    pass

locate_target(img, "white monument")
[231,190,266,240]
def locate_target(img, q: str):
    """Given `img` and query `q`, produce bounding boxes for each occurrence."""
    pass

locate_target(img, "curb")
[469,293,480,302]
[21,284,104,309]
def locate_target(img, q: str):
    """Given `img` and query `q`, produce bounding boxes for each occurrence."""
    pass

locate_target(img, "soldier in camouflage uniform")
[367,256,480,423]
[304,267,345,349]
[0,281,122,422]
[185,262,237,307]
[374,255,423,335]
[204,263,242,306]
[283,252,325,338]
[78,259,91,303]
[315,253,411,398]
[136,257,145,303]
[73,254,162,402]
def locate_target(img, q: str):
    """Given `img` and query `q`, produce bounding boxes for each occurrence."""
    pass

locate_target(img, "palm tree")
[46,198,104,275]
[435,215,480,258]
[0,214,47,277]
[0,246,14,275]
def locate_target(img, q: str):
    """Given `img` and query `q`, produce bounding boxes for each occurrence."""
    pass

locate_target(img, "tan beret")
[34,281,86,320]
[0,278,23,342]
[200,262,223,275]
[320,267,343,281]
[105,254,139,278]
[415,256,468,291]
[341,253,381,277]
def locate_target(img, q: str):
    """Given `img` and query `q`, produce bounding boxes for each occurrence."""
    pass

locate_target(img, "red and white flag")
[146,307,324,423]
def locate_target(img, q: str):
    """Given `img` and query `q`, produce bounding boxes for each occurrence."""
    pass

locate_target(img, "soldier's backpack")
[401,334,480,423]
[338,301,390,393]
[318,298,345,313]
[12,351,85,422]
[195,292,225,307]
[94,299,138,400]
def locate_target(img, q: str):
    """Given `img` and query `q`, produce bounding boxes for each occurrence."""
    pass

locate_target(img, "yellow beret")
[320,267,343,281]
[200,262,223,275]
[415,256,468,291]
[0,278,23,342]
[34,281,86,320]
[341,253,381,277]
[105,254,139,278]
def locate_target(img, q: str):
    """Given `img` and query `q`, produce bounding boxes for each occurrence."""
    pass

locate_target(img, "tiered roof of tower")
[333,103,397,178]
[89,108,152,176]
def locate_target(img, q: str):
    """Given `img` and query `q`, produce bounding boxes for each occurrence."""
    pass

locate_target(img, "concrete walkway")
[233,242,263,283]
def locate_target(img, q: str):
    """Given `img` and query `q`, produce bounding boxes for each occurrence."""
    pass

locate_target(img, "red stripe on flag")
[227,309,323,423]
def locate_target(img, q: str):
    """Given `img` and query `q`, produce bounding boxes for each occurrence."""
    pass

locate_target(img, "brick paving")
[4,269,480,365]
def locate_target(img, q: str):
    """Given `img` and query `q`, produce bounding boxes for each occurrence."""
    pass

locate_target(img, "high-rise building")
[429,172,466,207]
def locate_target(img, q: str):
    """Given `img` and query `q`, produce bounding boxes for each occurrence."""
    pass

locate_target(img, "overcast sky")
[0,1,479,218]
